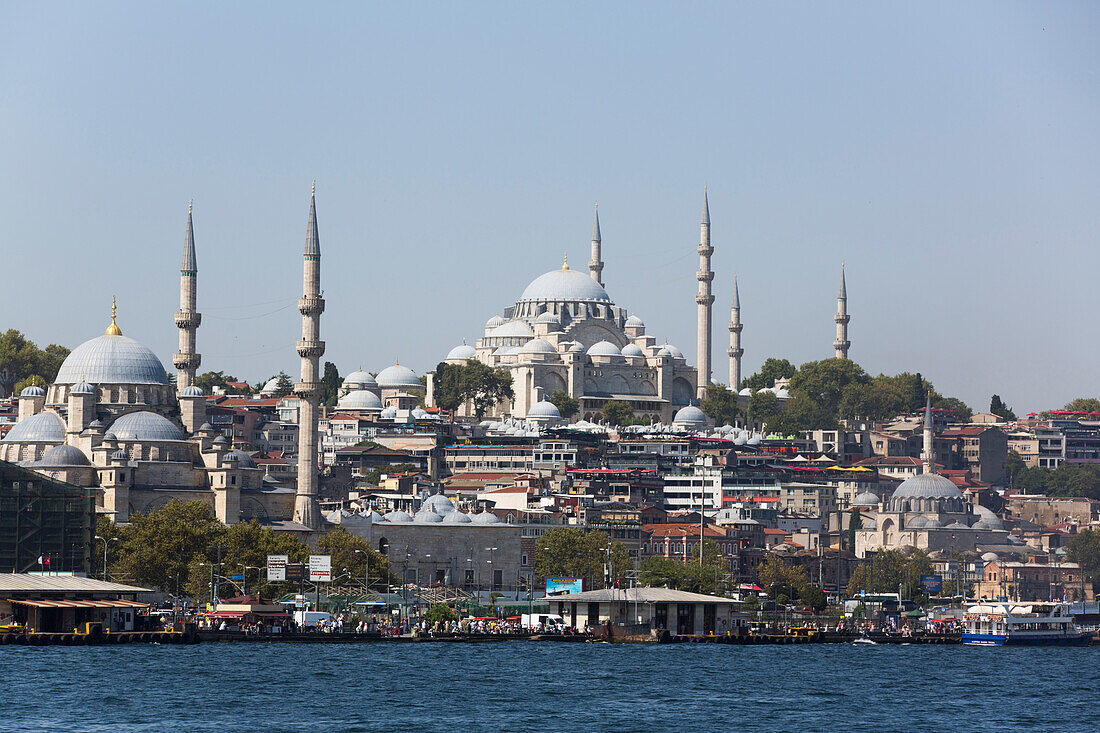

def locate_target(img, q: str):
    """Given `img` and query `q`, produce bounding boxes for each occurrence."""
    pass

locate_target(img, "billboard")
[545,578,583,596]
[920,575,943,594]
[309,554,332,582]
[267,555,288,582]
[285,564,306,582]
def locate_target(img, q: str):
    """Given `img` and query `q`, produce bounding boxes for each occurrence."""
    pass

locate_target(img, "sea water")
[1,642,1095,732]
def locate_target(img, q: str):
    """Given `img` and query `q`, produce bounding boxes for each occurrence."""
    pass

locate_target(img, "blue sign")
[545,578,583,596]
[230,574,245,582]
[920,576,942,594]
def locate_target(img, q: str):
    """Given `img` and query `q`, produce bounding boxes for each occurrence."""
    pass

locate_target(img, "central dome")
[890,472,963,500]
[55,334,169,385]
[519,268,611,303]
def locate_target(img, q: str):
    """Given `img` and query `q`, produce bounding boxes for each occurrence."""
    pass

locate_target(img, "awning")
[10,599,148,609]
[206,610,290,619]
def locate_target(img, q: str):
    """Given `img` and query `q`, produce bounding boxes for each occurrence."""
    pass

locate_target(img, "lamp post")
[240,566,260,597]
[355,549,370,593]
[94,535,120,581]
[485,547,498,596]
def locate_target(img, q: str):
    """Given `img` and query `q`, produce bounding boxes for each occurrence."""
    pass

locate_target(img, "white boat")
[962,602,1091,646]
[852,636,877,645]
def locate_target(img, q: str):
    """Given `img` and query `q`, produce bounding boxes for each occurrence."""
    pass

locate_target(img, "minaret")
[833,264,850,359]
[173,201,201,389]
[727,275,743,390]
[293,184,325,530]
[589,204,603,286]
[696,189,714,398]
[921,395,934,473]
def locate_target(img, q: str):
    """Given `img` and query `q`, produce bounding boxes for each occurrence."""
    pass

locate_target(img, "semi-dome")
[485,315,505,329]
[376,364,420,389]
[3,411,66,443]
[518,267,612,303]
[519,338,557,355]
[973,505,1004,530]
[625,315,645,328]
[472,510,501,524]
[446,344,477,360]
[672,405,708,428]
[55,333,169,385]
[19,385,46,398]
[534,312,561,325]
[337,390,383,411]
[180,385,205,397]
[343,370,378,389]
[528,400,562,419]
[587,341,622,357]
[890,472,964,500]
[852,491,880,507]
[424,494,456,515]
[37,444,92,467]
[907,516,929,529]
[224,449,256,468]
[621,343,645,358]
[489,320,535,338]
[981,551,1000,562]
[107,411,186,442]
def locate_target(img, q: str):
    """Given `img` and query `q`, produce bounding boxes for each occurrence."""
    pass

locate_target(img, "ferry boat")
[963,602,1091,646]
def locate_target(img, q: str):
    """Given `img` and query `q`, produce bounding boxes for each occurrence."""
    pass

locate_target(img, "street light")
[239,565,260,597]
[485,547,498,595]
[354,549,370,593]
[94,535,120,581]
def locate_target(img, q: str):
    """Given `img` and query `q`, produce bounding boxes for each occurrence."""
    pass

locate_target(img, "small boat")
[852,636,877,645]
[962,602,1091,646]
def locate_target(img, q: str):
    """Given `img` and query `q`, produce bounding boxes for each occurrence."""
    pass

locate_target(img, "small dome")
[738,387,753,396]
[442,511,473,524]
[625,315,645,328]
[864,519,877,531]
[37,444,92,467]
[446,344,477,360]
[534,312,560,325]
[852,492,880,507]
[775,388,790,399]
[413,508,444,523]
[425,494,456,515]
[337,390,383,411]
[519,338,557,355]
[2,411,66,443]
[380,406,399,419]
[107,411,186,442]
[485,315,505,330]
[528,400,562,419]
[587,341,622,357]
[665,345,685,360]
[198,422,215,432]
[489,320,535,339]
[88,419,104,429]
[621,344,645,358]
[180,385,204,397]
[224,449,256,468]
[261,378,280,394]
[907,516,929,529]
[472,510,501,524]
[945,521,969,530]
[891,473,964,501]
[70,381,95,395]
[383,510,413,523]
[567,342,585,353]
[924,518,943,528]
[411,407,429,419]
[981,552,1000,562]
[672,405,708,428]
[519,268,612,303]
[376,364,421,389]
[20,385,46,398]
[110,449,128,461]
[973,505,1004,530]
[656,347,672,358]
[343,370,378,389]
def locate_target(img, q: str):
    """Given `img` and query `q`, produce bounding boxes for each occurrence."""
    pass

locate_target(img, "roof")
[0,574,151,595]
[942,426,997,437]
[55,333,169,385]
[541,587,740,604]
[519,267,612,303]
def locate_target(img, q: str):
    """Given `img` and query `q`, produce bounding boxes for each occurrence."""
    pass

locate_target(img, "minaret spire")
[696,188,714,398]
[588,203,603,286]
[727,274,743,390]
[833,263,850,359]
[294,184,326,530]
[173,203,201,388]
[922,395,934,474]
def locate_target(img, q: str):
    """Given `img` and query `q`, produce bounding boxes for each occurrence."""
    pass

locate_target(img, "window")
[522,554,528,566]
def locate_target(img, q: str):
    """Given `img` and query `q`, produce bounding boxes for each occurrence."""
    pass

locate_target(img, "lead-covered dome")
[376,364,420,389]
[673,405,708,428]
[587,341,622,358]
[55,334,169,385]
[337,390,383,411]
[519,338,557,355]
[621,344,645,359]
[489,320,534,339]
[107,411,186,441]
[343,370,378,389]
[2,411,66,443]
[519,268,611,303]
[424,494,456,515]
[890,472,963,500]
[37,444,91,466]
[446,344,477,360]
[20,385,46,398]
[528,400,562,419]
[852,491,880,507]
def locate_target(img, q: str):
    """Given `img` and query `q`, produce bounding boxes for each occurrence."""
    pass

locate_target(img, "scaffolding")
[0,460,95,575]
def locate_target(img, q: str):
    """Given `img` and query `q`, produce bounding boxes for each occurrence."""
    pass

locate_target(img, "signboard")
[309,554,332,582]
[230,574,244,582]
[267,555,288,582]
[285,564,306,582]
[920,575,943,594]
[545,578,583,596]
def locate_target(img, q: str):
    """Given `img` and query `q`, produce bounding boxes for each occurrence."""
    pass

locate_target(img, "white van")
[294,610,332,628]
[521,613,565,630]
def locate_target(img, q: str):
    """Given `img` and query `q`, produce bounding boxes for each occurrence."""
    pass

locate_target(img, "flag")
[37,555,43,566]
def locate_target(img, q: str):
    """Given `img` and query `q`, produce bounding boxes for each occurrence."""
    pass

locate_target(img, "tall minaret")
[589,204,603,286]
[173,201,201,389]
[294,184,325,530]
[727,275,743,390]
[833,264,850,359]
[921,395,934,473]
[696,189,715,398]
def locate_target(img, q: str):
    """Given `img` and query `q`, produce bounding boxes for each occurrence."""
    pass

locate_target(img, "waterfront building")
[543,587,748,635]
[0,574,151,633]
[0,459,94,574]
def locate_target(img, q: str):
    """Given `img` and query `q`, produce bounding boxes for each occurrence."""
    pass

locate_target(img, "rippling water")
[2,642,1096,732]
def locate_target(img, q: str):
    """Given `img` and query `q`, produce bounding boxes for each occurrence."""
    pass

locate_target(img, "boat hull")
[962,632,1091,647]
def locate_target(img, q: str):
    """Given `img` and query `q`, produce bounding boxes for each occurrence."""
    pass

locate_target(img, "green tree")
[1004,449,1026,488]
[0,330,70,396]
[846,549,933,598]
[13,374,47,394]
[990,394,1016,421]
[321,361,341,406]
[848,509,862,553]
[533,528,630,589]
[931,395,972,422]
[746,390,783,430]
[194,370,246,395]
[315,526,393,590]
[547,390,579,419]
[839,374,908,421]
[741,358,796,391]
[757,555,810,600]
[640,539,728,594]
[700,384,739,425]
[432,360,514,419]
[790,358,870,417]
[1064,397,1100,414]
[271,371,294,398]
[1067,529,1100,591]
[423,603,458,625]
[601,400,634,426]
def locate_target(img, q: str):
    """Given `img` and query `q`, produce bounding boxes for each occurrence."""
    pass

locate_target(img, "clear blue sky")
[2,2,1097,413]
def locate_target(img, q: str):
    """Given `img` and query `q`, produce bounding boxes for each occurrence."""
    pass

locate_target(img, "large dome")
[55,334,169,385]
[376,364,420,389]
[890,472,964,500]
[519,268,611,303]
[107,411,186,441]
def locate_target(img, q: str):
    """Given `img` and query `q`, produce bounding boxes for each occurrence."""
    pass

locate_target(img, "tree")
[315,526,393,589]
[432,360,514,419]
[639,539,729,595]
[990,394,1016,421]
[700,384,738,425]
[1064,397,1100,414]
[0,330,70,396]
[790,358,870,417]
[533,528,630,589]
[321,361,341,406]
[423,603,458,625]
[1004,450,1026,488]
[194,370,246,395]
[847,549,933,597]
[271,371,294,398]
[547,390,579,419]
[741,358,796,392]
[13,374,47,395]
[757,555,810,600]
[839,374,908,421]
[601,400,634,426]
[931,395,972,422]
[746,390,783,430]
[848,509,862,553]
[1067,529,1100,591]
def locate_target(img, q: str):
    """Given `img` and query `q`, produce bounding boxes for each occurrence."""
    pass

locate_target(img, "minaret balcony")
[696,270,715,283]
[834,339,851,351]
[697,245,714,256]
[296,340,326,358]
[728,347,744,358]
[695,294,715,306]
[834,314,851,324]
[173,352,201,369]
[728,323,743,333]
[174,312,202,329]
[298,297,326,316]
[293,381,325,399]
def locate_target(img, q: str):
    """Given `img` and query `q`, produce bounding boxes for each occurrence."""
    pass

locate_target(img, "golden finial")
[312,180,316,197]
[105,296,122,335]
[562,252,569,271]
[188,199,193,215]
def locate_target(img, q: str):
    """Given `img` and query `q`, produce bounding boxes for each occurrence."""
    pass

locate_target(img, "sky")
[1,2,1097,414]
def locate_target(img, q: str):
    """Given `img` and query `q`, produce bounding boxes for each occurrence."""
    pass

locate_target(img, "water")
[2,642,1096,732]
